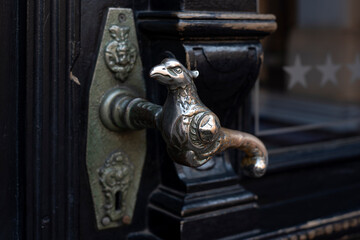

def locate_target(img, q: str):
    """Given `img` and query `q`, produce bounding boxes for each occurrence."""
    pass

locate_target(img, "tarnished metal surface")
[104,25,137,82]
[86,8,145,230]
[98,151,134,226]
[100,58,268,177]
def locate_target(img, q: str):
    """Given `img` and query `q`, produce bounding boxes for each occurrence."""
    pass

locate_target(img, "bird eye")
[173,67,182,74]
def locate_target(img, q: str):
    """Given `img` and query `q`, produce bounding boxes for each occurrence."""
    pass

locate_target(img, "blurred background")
[256,0,360,153]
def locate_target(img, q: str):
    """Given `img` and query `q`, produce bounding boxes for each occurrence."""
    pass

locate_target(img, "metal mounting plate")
[86,8,146,230]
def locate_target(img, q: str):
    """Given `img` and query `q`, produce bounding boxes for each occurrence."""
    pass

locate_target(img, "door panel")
[2,0,360,239]
[0,0,25,239]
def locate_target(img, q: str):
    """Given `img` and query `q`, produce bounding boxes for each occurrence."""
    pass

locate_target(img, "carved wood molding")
[137,11,277,40]
[253,210,360,240]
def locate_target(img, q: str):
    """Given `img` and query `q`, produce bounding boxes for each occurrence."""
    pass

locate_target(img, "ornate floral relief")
[98,151,134,226]
[105,25,137,82]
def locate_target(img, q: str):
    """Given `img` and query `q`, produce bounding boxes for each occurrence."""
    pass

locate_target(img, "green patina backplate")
[86,8,146,230]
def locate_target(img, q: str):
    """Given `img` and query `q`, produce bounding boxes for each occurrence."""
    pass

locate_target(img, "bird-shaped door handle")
[100,58,268,177]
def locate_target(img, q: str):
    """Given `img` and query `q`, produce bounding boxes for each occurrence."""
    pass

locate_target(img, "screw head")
[118,13,126,22]
[101,216,111,226]
[122,215,131,225]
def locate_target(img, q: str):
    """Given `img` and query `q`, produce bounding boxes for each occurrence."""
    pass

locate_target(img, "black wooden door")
[1,0,360,239]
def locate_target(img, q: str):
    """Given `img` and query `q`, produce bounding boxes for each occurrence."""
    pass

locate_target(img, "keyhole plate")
[86,8,146,230]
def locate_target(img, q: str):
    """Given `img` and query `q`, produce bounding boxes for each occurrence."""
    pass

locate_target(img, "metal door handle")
[100,58,268,177]
[86,8,270,229]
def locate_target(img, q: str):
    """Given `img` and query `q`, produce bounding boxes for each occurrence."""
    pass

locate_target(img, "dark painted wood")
[2,0,360,239]
[134,11,274,240]
[242,158,360,239]
[24,0,81,239]
[138,11,276,40]
[267,137,360,173]
[0,0,25,239]
[149,0,257,12]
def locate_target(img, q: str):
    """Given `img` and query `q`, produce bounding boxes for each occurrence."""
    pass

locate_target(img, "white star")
[283,55,311,89]
[316,54,340,86]
[348,54,360,83]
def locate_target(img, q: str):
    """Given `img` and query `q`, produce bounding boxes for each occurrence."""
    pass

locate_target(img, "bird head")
[149,58,199,89]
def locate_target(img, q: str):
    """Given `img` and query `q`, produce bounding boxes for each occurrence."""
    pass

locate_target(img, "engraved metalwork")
[98,151,134,226]
[101,58,268,177]
[105,25,137,82]
[86,8,145,230]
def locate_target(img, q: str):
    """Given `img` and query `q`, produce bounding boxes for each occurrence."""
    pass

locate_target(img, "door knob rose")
[100,58,268,177]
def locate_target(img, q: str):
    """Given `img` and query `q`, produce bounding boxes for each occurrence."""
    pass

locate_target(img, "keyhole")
[115,191,122,211]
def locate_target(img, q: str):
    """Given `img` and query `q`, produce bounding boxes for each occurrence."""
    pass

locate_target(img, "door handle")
[86,8,269,230]
[100,58,268,177]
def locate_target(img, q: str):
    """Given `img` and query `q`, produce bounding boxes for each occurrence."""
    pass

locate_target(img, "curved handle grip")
[100,58,268,177]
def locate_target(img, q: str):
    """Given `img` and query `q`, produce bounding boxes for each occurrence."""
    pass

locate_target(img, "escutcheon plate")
[86,8,146,230]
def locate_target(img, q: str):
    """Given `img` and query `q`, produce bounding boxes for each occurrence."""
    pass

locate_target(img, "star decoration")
[348,54,360,83]
[283,55,311,89]
[316,54,340,86]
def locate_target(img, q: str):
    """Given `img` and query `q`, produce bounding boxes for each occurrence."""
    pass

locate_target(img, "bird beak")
[149,64,167,78]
